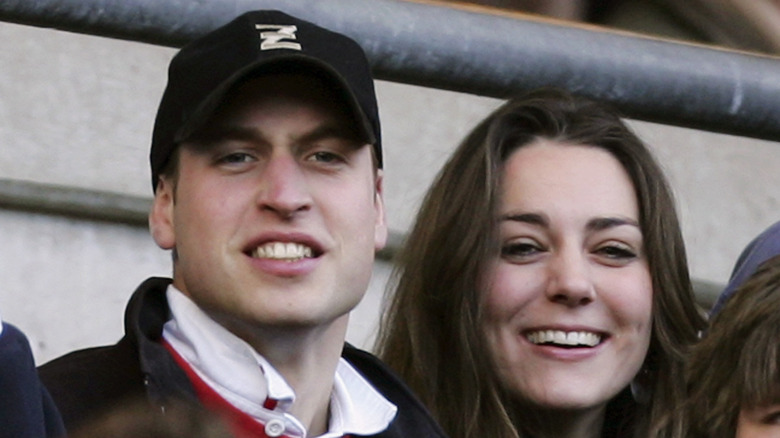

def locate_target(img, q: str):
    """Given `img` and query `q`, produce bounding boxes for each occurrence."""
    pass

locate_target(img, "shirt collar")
[162,285,396,437]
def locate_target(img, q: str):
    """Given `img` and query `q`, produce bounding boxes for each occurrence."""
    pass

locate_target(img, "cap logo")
[254,24,302,51]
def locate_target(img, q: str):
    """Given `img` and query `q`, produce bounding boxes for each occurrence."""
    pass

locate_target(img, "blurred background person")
[682,253,780,438]
[70,398,234,438]
[0,317,64,438]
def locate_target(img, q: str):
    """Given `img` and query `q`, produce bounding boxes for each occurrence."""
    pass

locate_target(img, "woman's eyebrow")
[586,216,640,232]
[500,212,549,227]
[498,214,639,231]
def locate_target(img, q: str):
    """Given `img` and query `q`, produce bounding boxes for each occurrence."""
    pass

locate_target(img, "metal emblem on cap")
[255,24,302,51]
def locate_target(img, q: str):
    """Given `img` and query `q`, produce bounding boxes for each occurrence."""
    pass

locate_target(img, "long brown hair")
[376,88,705,438]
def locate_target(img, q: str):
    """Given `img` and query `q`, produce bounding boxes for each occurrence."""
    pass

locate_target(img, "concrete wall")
[1,22,778,364]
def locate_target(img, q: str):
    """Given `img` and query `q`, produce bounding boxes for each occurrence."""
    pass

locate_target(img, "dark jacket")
[39,277,447,437]
[0,323,65,438]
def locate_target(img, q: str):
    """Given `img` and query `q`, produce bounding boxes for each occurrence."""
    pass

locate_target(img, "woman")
[682,222,780,438]
[376,89,705,438]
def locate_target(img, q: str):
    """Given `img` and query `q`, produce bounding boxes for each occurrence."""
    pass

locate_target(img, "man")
[40,10,445,438]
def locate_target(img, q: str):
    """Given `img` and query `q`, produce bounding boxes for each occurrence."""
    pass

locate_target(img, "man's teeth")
[526,330,601,347]
[252,242,313,261]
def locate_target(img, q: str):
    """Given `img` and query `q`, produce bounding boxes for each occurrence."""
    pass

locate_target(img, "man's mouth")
[251,242,314,262]
[525,330,602,348]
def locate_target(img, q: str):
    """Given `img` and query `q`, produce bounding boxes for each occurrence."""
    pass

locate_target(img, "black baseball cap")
[149,10,381,189]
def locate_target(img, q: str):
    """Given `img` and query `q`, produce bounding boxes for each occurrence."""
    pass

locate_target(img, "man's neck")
[217,315,350,436]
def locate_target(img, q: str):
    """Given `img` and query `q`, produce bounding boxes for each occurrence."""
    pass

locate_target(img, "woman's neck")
[522,404,606,438]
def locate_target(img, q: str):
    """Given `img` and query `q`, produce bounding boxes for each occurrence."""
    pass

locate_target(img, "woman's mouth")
[525,330,603,348]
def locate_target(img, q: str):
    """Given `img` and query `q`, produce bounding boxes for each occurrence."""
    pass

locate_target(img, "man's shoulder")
[38,337,146,432]
[39,336,142,384]
[342,345,448,438]
[36,277,172,432]
[38,276,171,397]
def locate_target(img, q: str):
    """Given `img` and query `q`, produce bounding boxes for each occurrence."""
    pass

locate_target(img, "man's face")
[149,74,387,335]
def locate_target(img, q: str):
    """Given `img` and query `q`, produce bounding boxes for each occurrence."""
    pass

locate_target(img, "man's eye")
[218,152,254,164]
[308,151,343,163]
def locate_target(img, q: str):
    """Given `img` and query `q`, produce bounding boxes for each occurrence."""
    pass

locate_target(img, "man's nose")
[256,153,312,219]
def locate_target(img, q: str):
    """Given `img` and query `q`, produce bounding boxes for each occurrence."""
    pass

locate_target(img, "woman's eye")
[501,242,542,259]
[761,407,780,424]
[596,244,637,260]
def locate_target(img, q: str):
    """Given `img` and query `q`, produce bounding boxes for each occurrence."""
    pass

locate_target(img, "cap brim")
[174,55,376,149]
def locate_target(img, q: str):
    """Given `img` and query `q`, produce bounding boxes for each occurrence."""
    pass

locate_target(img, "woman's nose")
[545,250,596,307]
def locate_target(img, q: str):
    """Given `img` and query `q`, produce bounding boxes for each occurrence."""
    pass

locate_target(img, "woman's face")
[481,139,653,414]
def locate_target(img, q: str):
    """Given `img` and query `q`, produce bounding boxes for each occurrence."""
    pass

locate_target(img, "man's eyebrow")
[188,122,363,148]
[586,216,640,232]
[500,212,549,227]
[297,122,364,146]
[187,124,262,147]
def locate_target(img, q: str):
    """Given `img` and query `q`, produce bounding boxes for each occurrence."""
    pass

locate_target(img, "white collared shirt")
[162,285,396,438]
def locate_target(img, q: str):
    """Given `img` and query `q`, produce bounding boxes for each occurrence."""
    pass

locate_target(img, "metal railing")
[1,0,779,141]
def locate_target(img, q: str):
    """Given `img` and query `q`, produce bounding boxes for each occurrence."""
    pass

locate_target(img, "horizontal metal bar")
[0,0,778,142]
[0,178,151,226]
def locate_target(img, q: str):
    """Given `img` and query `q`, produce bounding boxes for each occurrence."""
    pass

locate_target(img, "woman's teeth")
[526,330,602,347]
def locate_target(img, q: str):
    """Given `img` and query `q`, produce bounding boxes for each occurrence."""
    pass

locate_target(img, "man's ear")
[373,170,388,251]
[149,178,176,250]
